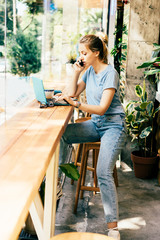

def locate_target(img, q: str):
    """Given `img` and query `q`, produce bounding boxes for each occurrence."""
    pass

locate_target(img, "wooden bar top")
[0,100,73,240]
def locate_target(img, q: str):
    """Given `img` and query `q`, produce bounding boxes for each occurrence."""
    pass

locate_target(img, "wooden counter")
[0,100,73,240]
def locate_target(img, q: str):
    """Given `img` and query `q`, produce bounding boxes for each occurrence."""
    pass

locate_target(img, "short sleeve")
[103,70,119,92]
[82,70,87,84]
[81,66,92,84]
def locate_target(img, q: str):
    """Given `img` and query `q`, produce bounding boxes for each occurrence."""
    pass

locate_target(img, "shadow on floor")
[55,161,160,240]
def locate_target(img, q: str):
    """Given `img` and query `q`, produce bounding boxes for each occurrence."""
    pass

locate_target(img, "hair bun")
[96,32,108,45]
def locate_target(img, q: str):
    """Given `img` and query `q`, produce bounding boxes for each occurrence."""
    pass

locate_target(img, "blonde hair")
[79,32,108,64]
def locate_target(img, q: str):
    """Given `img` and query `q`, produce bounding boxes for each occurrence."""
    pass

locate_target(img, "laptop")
[32,77,71,107]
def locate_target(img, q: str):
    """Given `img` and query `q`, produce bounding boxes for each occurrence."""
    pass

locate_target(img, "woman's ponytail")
[96,32,108,64]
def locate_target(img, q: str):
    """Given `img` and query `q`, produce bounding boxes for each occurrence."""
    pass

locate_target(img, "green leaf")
[153,43,160,50]
[140,102,148,109]
[139,126,152,139]
[126,101,138,110]
[135,85,143,97]
[135,106,145,111]
[126,114,134,122]
[59,163,80,181]
[142,80,146,99]
[153,106,160,115]
[143,91,147,101]
[126,103,135,115]
[146,102,154,116]
[135,111,140,121]
[125,102,132,109]
[144,69,160,76]
[131,121,138,128]
[137,57,160,69]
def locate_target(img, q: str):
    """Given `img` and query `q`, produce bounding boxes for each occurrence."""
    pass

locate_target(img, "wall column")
[124,0,160,104]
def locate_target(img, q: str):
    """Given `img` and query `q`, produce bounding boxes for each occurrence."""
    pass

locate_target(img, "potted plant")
[125,80,160,178]
[65,33,81,76]
[65,49,77,76]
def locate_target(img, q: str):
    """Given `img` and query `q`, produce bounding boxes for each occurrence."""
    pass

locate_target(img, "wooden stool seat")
[50,232,115,240]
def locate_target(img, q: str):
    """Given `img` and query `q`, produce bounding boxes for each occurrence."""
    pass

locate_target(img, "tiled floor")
[55,158,160,240]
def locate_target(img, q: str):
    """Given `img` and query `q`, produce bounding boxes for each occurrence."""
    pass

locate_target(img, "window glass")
[0,0,104,124]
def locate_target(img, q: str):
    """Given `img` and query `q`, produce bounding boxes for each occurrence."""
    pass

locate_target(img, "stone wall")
[124,0,160,104]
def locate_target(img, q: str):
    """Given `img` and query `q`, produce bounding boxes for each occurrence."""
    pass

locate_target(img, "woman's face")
[78,43,99,67]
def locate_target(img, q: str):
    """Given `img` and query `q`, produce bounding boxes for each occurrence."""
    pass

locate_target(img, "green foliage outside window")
[0,1,13,47]
[80,8,103,35]
[7,30,41,76]
[18,0,44,15]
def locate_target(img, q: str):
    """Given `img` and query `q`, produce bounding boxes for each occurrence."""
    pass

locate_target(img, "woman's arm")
[64,88,115,116]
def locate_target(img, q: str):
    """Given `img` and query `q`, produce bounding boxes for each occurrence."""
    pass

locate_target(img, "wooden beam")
[78,0,104,8]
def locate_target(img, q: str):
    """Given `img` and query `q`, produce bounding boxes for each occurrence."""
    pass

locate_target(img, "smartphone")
[79,60,84,66]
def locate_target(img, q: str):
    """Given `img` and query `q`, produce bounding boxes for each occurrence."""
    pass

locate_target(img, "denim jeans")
[59,114,126,223]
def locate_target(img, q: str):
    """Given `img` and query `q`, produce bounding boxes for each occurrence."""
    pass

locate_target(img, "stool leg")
[92,149,95,178]
[71,143,83,185]
[93,149,99,194]
[80,148,89,199]
[113,165,118,187]
[74,144,86,213]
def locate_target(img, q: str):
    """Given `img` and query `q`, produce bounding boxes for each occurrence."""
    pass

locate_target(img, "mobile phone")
[79,60,84,66]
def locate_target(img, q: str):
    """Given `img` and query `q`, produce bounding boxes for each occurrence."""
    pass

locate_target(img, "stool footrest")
[77,162,94,172]
[80,186,100,192]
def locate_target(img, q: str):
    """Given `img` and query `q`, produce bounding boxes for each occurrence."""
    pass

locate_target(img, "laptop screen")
[32,77,47,105]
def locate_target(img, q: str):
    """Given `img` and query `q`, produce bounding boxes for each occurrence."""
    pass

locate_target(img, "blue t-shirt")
[82,64,125,117]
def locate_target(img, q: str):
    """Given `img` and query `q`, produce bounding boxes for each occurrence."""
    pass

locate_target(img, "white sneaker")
[108,229,120,240]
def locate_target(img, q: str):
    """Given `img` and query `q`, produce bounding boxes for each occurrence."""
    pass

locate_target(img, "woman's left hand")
[63,95,76,106]
[55,94,76,107]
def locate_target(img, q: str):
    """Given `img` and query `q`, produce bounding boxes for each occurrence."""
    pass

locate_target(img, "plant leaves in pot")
[125,80,160,179]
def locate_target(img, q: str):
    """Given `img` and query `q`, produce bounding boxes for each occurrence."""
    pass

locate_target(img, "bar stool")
[50,232,115,240]
[73,117,118,213]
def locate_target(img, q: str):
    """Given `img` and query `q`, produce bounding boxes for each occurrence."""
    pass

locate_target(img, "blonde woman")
[58,33,126,240]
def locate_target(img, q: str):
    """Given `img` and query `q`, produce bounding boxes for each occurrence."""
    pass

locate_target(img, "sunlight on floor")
[118,217,146,230]
[120,161,133,172]
[69,215,88,232]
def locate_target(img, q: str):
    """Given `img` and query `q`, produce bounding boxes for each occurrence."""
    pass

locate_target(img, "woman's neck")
[92,61,108,74]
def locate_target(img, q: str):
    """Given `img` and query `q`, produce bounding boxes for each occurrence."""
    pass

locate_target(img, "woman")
[58,33,126,240]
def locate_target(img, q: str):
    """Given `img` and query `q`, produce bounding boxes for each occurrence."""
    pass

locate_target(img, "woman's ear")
[95,51,100,57]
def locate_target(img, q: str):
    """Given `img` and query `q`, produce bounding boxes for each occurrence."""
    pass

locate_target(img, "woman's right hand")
[73,59,85,73]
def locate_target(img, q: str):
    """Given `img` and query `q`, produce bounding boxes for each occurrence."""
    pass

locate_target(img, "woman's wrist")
[74,101,81,108]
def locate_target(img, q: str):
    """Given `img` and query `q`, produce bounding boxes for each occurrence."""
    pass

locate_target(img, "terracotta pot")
[131,151,158,179]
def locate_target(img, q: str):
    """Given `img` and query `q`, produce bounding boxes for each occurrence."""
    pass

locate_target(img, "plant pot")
[66,63,74,76]
[131,151,158,179]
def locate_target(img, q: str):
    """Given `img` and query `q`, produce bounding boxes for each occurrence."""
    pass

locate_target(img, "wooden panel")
[79,0,103,8]
[55,0,124,9]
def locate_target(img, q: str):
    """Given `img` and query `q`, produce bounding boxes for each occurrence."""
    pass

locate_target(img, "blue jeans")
[59,114,126,223]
